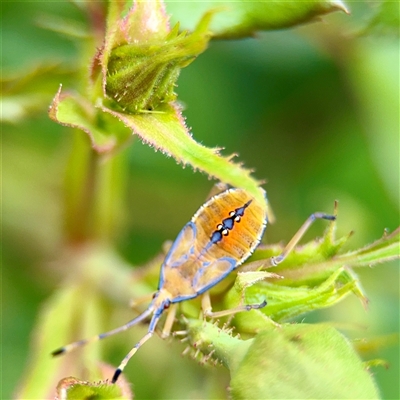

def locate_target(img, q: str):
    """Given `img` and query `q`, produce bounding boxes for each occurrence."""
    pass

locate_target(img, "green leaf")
[49,91,267,204]
[230,324,380,399]
[274,227,400,285]
[185,319,380,399]
[101,102,266,202]
[48,1,268,202]
[229,267,367,329]
[55,376,131,400]
[166,0,349,39]
[185,318,252,374]
[49,86,132,153]
[249,224,399,286]
[224,226,399,327]
[104,6,214,112]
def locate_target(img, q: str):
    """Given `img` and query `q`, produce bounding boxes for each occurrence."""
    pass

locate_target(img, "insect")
[52,187,336,383]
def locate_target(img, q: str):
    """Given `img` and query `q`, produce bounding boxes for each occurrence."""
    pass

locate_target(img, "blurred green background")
[2,1,399,399]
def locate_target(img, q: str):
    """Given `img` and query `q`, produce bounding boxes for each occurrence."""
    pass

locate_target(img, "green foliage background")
[2,1,399,399]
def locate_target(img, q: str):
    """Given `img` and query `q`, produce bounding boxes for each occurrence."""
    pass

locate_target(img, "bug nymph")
[52,187,336,384]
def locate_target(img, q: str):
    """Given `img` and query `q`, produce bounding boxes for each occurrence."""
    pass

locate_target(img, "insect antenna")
[51,307,154,357]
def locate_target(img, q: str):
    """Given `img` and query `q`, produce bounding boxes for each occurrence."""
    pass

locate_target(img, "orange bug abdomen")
[159,188,268,300]
[194,188,267,263]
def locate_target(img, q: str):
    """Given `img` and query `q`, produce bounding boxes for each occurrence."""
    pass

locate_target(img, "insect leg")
[201,291,267,319]
[161,303,178,339]
[270,210,336,267]
[52,307,153,357]
[112,311,163,383]
[129,292,155,313]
